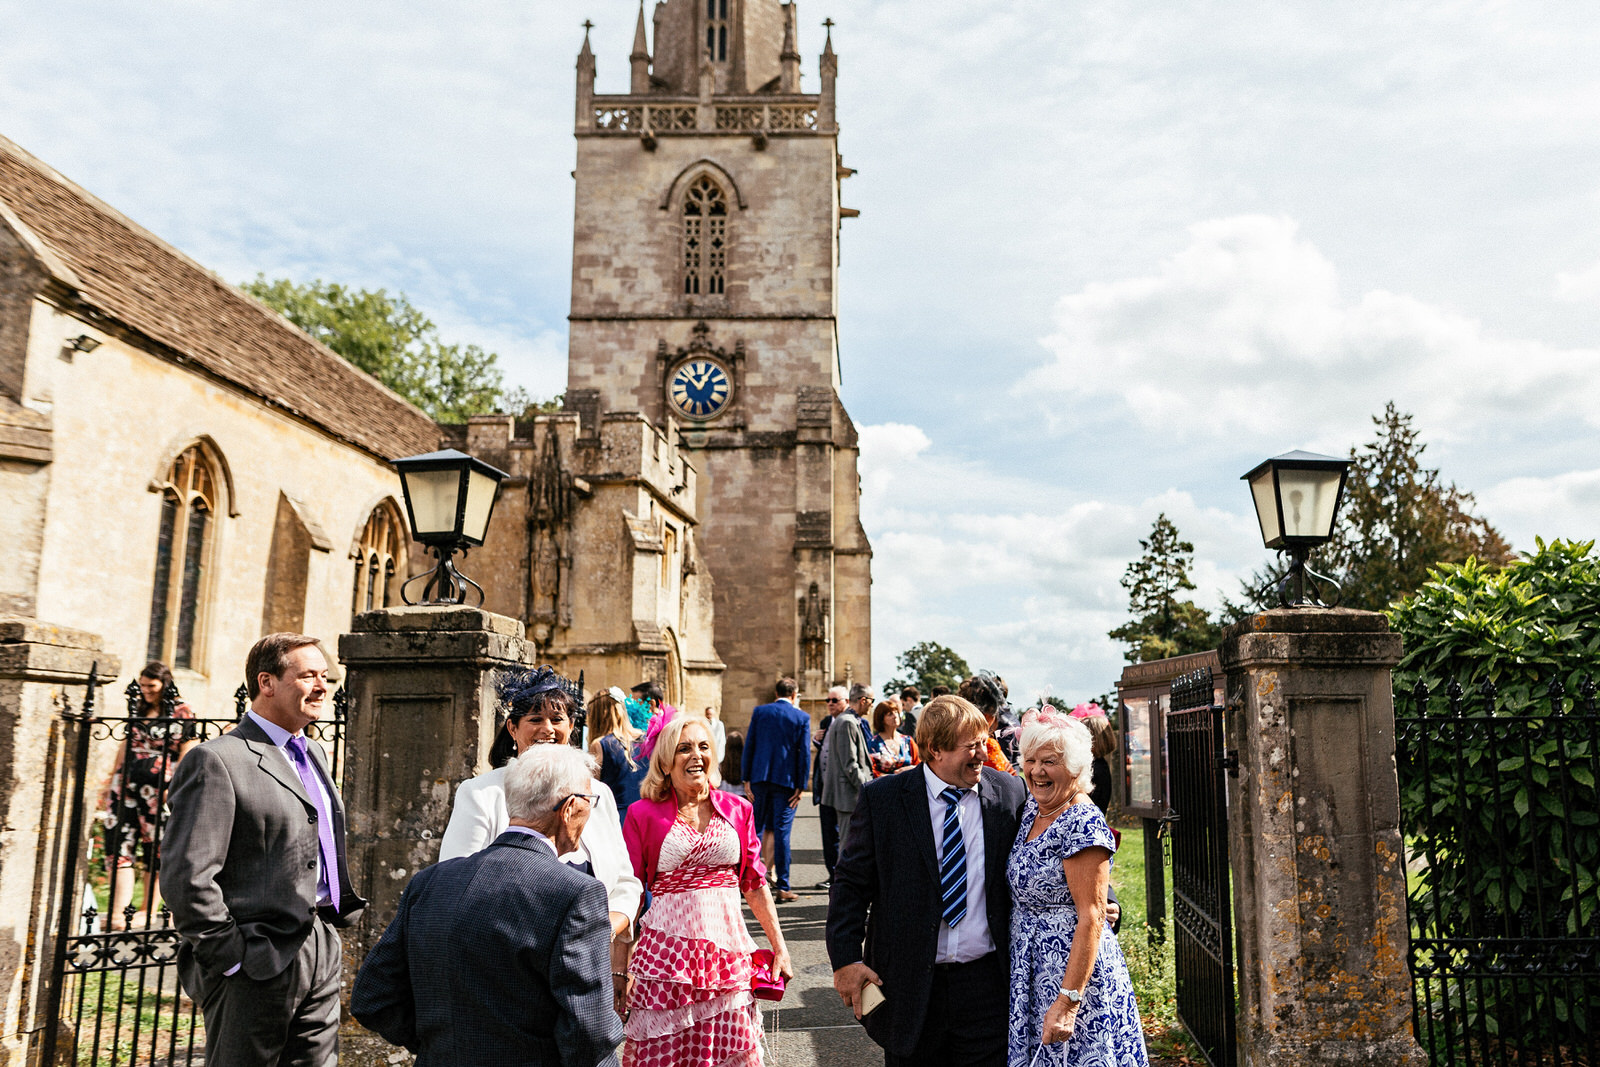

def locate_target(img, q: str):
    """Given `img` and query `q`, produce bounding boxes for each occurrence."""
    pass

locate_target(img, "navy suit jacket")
[825,766,1028,1058]
[351,832,622,1067]
[741,699,812,790]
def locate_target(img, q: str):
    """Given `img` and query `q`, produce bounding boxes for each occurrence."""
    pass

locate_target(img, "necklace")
[1034,790,1079,821]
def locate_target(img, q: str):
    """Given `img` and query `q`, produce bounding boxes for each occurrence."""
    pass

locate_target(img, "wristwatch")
[1060,986,1084,1005]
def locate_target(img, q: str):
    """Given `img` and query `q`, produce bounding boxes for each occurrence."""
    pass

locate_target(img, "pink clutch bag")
[750,949,787,1001]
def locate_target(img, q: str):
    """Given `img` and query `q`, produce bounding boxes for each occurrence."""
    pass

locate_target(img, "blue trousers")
[749,782,798,891]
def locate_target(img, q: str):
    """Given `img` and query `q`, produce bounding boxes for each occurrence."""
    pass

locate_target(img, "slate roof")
[0,134,439,461]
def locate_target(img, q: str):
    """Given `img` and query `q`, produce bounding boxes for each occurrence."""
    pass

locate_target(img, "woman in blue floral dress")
[1007,711,1147,1067]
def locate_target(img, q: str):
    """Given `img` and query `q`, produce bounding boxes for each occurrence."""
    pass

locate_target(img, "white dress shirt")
[437,763,643,937]
[923,763,996,963]
[245,711,336,906]
[502,824,560,857]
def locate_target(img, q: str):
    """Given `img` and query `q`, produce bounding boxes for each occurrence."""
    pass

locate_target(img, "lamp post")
[392,448,509,606]
[1241,449,1351,607]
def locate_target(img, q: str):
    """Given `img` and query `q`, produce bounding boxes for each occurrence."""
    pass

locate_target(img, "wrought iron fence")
[43,677,348,1066]
[1397,677,1600,1066]
[1167,667,1237,1067]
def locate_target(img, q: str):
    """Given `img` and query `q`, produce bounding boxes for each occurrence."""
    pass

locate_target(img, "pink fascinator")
[1069,703,1106,720]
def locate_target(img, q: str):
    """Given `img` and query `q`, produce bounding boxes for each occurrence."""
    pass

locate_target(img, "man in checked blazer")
[351,743,623,1067]
[826,695,1028,1067]
[163,633,366,1067]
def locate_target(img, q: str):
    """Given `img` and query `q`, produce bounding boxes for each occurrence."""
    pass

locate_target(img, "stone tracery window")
[147,444,219,671]
[706,0,728,62]
[352,500,406,618]
[683,175,728,297]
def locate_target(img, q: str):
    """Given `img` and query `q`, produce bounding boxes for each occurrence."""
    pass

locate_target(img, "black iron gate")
[1167,667,1237,1067]
[1396,677,1600,1066]
[41,676,346,1066]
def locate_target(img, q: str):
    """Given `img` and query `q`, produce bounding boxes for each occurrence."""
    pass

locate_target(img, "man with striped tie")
[825,694,1027,1067]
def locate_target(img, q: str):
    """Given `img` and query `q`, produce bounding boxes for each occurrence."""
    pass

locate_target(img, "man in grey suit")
[163,633,366,1066]
[351,743,623,1066]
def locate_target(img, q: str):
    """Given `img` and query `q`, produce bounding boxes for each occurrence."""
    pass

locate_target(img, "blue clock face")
[669,359,733,421]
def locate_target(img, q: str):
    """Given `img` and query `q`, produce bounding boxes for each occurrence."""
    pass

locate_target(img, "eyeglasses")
[552,792,600,811]
[825,697,844,704]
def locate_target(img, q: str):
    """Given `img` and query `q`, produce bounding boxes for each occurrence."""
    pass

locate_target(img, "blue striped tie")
[939,786,967,928]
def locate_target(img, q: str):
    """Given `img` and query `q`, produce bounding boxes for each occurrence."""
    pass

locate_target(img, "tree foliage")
[1390,539,1600,1050]
[1226,403,1513,616]
[884,641,971,697]
[1328,402,1513,609]
[243,275,506,423]
[1109,514,1221,663]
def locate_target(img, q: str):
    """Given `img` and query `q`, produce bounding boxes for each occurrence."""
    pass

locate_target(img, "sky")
[4,1,1599,702]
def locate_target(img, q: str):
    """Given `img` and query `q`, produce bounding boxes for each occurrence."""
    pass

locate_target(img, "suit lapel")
[233,717,313,808]
[900,768,939,882]
[977,770,1009,891]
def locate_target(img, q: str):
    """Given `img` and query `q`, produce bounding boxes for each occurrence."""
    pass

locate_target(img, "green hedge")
[1389,539,1600,1053]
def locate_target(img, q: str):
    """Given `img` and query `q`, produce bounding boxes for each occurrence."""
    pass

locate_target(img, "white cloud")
[1480,469,1600,549]
[859,423,1260,702]
[1555,261,1600,303]
[1026,215,1600,455]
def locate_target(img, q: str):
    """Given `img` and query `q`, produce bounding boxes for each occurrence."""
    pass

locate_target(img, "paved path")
[749,803,882,1067]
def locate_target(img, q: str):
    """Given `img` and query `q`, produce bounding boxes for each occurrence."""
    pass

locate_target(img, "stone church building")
[562,0,873,721]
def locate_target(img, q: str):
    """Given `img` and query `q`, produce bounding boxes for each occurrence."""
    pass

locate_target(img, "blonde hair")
[916,695,989,754]
[1082,715,1116,760]
[1019,714,1094,794]
[588,691,640,746]
[639,715,722,801]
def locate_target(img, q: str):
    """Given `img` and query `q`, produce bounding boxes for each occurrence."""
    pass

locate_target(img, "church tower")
[567,1,870,724]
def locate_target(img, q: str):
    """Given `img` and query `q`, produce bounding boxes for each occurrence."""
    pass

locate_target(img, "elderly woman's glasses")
[553,792,600,811]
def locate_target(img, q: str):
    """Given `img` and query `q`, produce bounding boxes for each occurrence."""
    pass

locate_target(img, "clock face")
[668,359,733,421]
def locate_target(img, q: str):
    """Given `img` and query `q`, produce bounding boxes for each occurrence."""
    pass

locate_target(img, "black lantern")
[393,448,509,606]
[1241,449,1351,607]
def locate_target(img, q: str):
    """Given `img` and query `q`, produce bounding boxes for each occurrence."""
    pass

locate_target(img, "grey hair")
[827,685,849,701]
[849,683,875,703]
[503,744,598,822]
[1019,715,1094,795]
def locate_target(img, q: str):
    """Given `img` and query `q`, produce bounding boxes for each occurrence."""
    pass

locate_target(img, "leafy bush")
[1389,538,1600,1052]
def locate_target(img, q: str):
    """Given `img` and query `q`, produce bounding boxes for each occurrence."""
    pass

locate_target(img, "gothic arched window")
[706,0,728,62]
[146,443,219,670]
[683,175,728,297]
[352,500,406,618]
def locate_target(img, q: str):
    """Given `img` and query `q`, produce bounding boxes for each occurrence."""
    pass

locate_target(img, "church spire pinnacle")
[780,3,801,92]
[818,17,836,131]
[630,2,652,93]
[576,20,596,131]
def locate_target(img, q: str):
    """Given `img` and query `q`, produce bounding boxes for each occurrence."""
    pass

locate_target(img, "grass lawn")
[1111,821,1204,1065]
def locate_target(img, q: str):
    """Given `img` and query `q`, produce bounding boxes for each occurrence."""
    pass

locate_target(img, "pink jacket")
[622,790,767,895]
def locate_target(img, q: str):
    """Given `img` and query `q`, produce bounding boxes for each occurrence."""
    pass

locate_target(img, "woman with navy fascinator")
[439,666,643,981]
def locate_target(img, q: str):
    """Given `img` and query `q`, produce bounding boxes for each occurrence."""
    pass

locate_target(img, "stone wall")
[0,618,118,1066]
[454,412,724,710]
[568,45,871,726]
[9,292,420,716]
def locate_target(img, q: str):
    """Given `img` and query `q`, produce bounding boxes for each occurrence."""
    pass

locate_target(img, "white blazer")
[437,765,643,936]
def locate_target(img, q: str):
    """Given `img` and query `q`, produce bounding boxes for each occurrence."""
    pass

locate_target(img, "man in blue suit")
[352,744,622,1067]
[742,676,811,902]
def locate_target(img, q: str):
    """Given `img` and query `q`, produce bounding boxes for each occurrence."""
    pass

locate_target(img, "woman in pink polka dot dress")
[622,715,794,1067]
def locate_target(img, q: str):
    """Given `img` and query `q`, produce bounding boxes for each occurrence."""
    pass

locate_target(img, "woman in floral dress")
[99,662,196,929]
[865,701,918,777]
[1006,711,1147,1067]
[622,715,794,1067]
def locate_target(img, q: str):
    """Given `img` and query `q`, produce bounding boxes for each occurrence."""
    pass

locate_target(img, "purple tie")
[285,736,341,911]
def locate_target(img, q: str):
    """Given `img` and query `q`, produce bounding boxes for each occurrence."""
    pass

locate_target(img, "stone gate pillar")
[0,617,118,1066]
[336,605,530,1065]
[1220,608,1425,1066]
